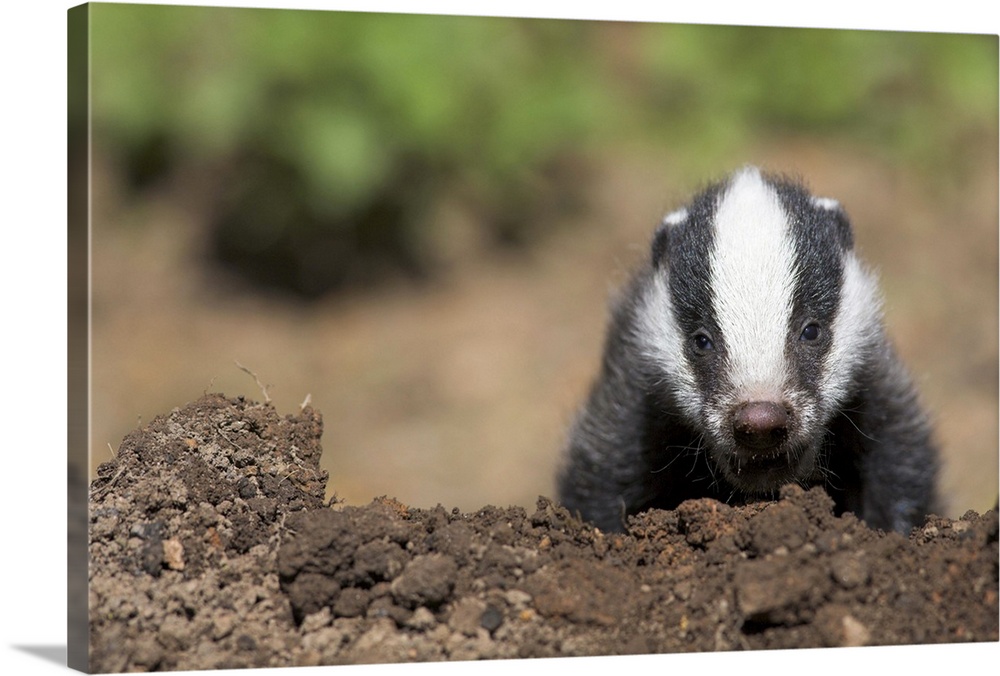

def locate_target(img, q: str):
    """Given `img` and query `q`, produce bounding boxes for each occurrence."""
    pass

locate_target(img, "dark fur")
[557,176,939,534]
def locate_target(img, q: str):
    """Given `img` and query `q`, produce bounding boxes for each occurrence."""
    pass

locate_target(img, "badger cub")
[557,166,938,534]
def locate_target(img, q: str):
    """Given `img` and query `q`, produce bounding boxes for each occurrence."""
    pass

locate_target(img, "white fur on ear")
[661,207,688,227]
[811,196,841,211]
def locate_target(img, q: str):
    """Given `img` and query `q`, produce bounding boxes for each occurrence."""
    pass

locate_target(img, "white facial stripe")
[820,253,882,410]
[637,272,702,420]
[710,168,796,398]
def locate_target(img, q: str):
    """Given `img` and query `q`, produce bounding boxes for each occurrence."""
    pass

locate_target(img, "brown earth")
[87,393,998,672]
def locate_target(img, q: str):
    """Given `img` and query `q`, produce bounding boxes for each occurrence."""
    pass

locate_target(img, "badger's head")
[638,166,883,494]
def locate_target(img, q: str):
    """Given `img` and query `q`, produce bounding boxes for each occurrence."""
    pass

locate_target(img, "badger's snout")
[732,401,789,450]
[715,396,815,492]
[702,393,814,491]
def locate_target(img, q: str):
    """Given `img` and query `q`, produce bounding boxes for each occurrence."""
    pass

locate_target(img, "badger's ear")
[652,207,686,267]
[811,196,854,251]
[651,222,670,268]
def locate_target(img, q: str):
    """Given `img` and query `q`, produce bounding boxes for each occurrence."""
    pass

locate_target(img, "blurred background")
[86,4,998,517]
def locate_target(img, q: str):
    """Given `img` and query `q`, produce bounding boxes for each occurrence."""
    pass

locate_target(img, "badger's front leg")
[851,343,940,533]
[556,323,659,532]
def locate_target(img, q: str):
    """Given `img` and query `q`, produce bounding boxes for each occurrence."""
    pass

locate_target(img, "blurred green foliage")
[88,5,997,296]
[634,25,998,176]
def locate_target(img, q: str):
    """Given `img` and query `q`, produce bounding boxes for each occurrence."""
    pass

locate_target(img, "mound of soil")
[87,394,998,672]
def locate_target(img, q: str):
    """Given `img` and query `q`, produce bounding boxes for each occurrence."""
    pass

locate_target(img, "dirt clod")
[88,394,999,671]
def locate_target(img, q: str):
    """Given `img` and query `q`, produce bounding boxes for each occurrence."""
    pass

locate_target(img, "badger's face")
[639,167,883,493]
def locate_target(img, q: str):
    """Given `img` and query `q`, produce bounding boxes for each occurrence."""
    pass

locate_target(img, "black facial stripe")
[658,181,725,392]
[662,182,721,336]
[770,176,846,391]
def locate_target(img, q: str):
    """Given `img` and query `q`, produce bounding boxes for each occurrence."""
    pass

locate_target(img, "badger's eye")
[693,331,715,352]
[799,323,822,342]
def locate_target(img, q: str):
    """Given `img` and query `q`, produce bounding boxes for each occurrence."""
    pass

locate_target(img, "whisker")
[837,410,878,443]
[650,439,703,474]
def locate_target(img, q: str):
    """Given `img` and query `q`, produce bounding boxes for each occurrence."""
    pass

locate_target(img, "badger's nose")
[733,401,789,450]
